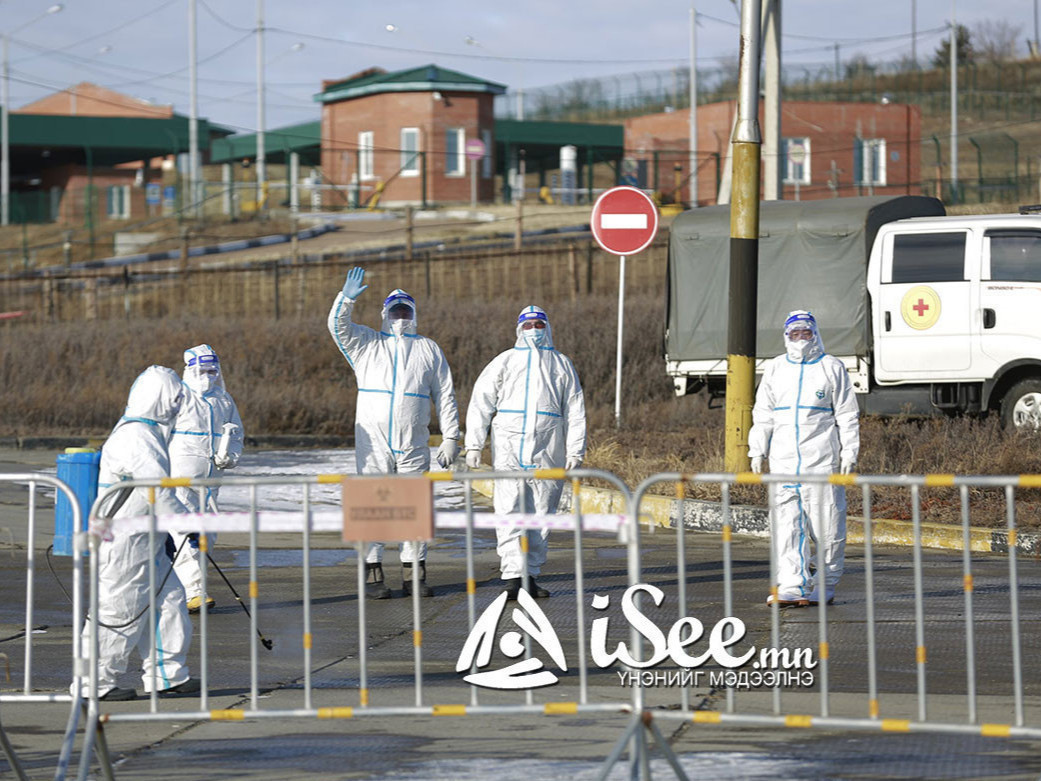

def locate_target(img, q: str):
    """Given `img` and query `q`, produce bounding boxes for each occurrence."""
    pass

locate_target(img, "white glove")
[213,453,238,470]
[435,439,459,469]
[750,456,764,474]
[565,456,582,471]
[840,456,855,475]
[465,450,482,469]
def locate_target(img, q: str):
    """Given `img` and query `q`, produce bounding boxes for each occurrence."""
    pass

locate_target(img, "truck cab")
[869,214,1041,426]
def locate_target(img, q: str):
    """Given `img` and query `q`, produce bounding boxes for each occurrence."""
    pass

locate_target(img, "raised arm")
[327,267,378,369]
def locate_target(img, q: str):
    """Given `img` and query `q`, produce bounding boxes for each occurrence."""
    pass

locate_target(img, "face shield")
[783,311,823,363]
[184,350,223,394]
[517,307,549,346]
[383,290,417,335]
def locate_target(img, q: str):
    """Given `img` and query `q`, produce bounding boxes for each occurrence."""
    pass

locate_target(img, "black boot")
[527,577,550,599]
[365,562,392,600]
[402,562,434,598]
[503,577,522,600]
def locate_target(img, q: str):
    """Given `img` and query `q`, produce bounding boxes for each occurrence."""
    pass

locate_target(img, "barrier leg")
[0,703,29,781]
[53,691,82,781]
[595,713,641,781]
[644,712,691,781]
[93,722,117,781]
[75,710,99,781]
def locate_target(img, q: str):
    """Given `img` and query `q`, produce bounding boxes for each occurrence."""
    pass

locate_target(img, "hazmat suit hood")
[182,344,226,395]
[118,366,185,430]
[381,289,417,337]
[514,305,555,349]
[784,310,824,364]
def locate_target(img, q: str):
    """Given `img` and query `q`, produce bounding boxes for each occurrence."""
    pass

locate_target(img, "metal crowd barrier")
[73,468,688,781]
[0,474,85,781]
[631,470,1041,748]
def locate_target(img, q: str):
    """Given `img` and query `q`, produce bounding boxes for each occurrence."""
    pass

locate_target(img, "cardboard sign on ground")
[342,475,434,543]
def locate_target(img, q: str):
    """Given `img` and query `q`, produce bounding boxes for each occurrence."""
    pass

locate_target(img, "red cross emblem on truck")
[901,286,941,330]
[912,298,929,317]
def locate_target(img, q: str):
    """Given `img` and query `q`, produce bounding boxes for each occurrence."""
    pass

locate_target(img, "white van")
[665,196,1041,428]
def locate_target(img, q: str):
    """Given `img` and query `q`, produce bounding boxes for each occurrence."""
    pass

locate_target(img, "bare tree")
[973,19,1019,63]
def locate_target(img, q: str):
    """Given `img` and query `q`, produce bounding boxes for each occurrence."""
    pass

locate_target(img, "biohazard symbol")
[900,285,941,330]
[455,590,567,690]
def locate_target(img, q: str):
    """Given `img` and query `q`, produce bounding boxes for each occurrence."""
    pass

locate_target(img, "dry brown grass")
[6,291,1041,527]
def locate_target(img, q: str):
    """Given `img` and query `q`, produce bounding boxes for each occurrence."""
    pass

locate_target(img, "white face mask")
[524,328,546,346]
[390,319,411,336]
[197,370,219,392]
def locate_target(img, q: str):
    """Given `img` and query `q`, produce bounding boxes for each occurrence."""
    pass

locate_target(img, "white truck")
[665,195,1041,429]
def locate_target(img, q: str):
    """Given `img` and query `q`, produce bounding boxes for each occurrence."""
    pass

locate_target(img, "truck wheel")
[1000,379,1041,430]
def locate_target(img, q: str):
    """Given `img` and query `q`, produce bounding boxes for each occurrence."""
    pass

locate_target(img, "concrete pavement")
[2,450,1041,779]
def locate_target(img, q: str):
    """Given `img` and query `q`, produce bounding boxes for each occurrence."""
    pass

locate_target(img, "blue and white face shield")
[516,306,549,347]
[183,344,224,394]
[382,289,417,335]
[783,310,824,363]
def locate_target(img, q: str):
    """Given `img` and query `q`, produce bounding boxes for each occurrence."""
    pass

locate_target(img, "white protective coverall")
[465,306,587,580]
[79,366,193,696]
[328,286,461,564]
[168,344,244,600]
[748,311,860,603]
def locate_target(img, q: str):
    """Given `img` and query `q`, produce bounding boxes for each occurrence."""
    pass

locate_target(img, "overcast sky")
[3,0,1038,133]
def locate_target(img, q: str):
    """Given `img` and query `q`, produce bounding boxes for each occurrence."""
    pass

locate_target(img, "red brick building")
[625,99,921,205]
[316,65,505,206]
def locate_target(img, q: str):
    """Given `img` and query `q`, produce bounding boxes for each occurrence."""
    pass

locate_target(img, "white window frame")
[445,127,465,177]
[782,136,811,185]
[860,138,887,186]
[481,128,492,179]
[400,127,420,177]
[358,131,374,181]
[106,184,130,219]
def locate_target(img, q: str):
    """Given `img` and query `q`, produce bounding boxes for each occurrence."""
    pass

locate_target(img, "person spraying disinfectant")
[168,344,244,613]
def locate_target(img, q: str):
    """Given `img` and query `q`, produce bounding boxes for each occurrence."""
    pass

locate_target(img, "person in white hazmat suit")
[328,266,461,599]
[465,306,586,600]
[748,310,860,607]
[168,344,244,613]
[76,366,199,701]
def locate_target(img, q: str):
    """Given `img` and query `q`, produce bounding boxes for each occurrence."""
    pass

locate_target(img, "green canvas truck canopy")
[665,195,946,362]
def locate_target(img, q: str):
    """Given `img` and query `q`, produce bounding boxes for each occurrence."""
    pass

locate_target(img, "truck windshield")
[987,230,1041,282]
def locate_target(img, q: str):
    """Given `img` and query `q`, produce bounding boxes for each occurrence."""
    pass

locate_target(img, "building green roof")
[209,120,321,165]
[315,64,506,104]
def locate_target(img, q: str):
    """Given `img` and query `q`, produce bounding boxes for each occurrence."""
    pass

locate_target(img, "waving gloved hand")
[341,266,368,300]
[436,439,459,469]
[750,456,764,474]
[465,450,482,469]
[565,456,583,471]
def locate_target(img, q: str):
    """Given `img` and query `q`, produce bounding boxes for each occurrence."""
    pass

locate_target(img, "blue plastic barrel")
[54,448,100,556]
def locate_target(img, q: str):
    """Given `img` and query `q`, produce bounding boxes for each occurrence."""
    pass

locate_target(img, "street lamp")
[2,3,63,226]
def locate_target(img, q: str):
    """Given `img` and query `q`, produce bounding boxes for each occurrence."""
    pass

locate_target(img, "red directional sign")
[590,186,660,256]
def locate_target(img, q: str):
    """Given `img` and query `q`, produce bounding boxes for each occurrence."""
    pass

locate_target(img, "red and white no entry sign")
[590,186,660,256]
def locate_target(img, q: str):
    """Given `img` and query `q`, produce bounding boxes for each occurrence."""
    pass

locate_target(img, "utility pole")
[188,0,199,218]
[833,42,840,81]
[762,0,781,201]
[911,0,917,68]
[725,0,762,473]
[689,7,698,207]
[256,0,266,206]
[1,35,9,227]
[950,0,958,201]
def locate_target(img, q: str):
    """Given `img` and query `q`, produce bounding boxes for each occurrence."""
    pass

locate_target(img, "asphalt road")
[2,448,1041,780]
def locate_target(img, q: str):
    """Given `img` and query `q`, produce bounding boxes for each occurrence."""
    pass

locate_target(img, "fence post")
[586,241,594,293]
[514,197,523,251]
[272,261,281,321]
[179,226,190,310]
[568,242,578,302]
[290,214,299,265]
[405,205,414,261]
[84,275,98,321]
[62,230,72,267]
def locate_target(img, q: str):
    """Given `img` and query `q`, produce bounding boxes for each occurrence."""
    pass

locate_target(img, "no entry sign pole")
[591,186,660,429]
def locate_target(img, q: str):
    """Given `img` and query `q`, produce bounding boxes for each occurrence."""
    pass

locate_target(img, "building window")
[890,232,966,283]
[358,131,374,180]
[106,185,130,219]
[856,138,887,186]
[481,129,492,179]
[400,128,419,177]
[445,127,465,176]
[781,137,811,185]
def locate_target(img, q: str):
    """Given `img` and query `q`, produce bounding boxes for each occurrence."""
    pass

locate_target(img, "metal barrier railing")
[0,474,85,781]
[630,470,1041,745]
[73,468,688,781]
